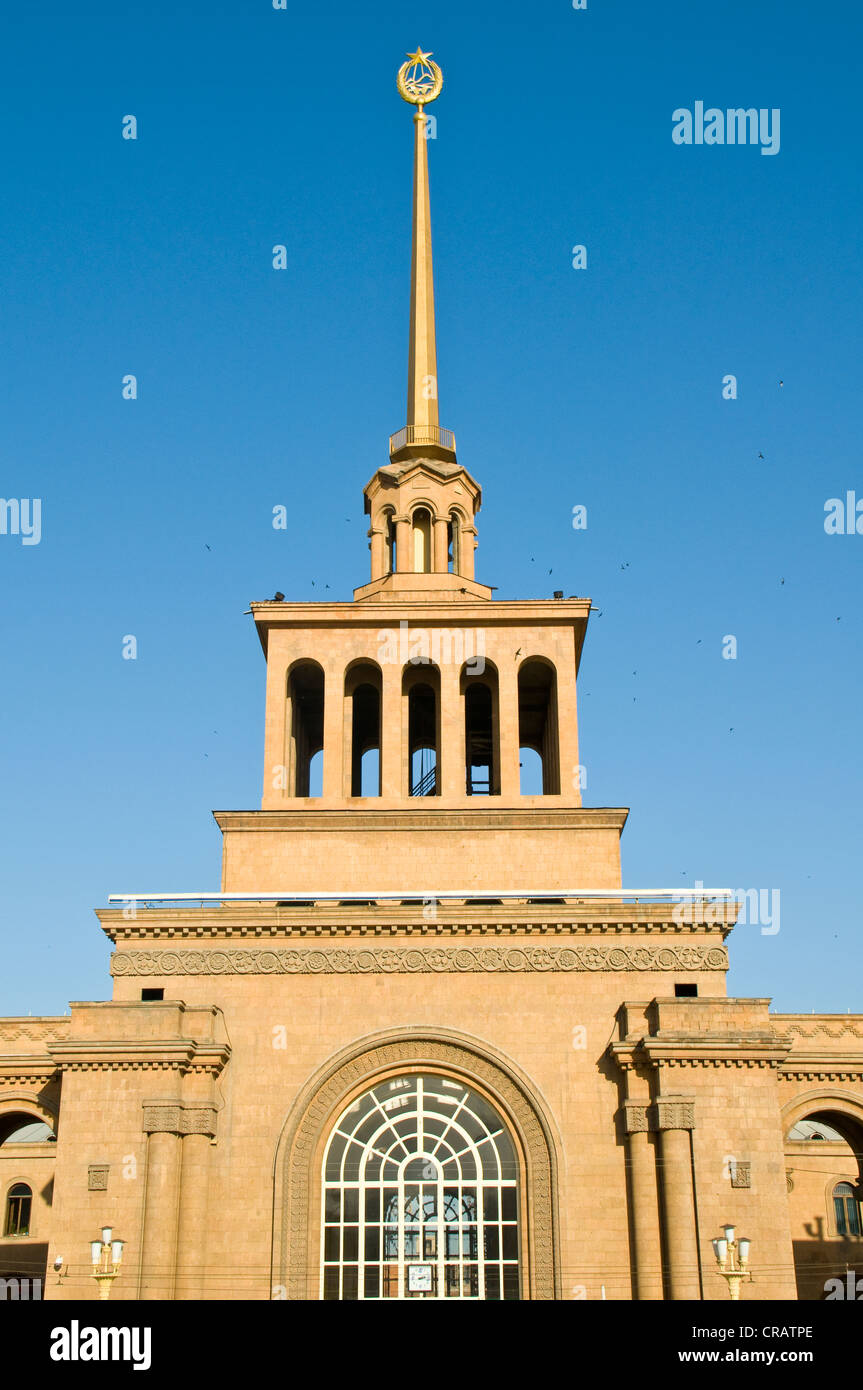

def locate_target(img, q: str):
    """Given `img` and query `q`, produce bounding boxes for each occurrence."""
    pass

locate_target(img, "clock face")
[408,1263,433,1292]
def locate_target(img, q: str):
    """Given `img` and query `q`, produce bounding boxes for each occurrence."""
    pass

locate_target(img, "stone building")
[1,54,861,1302]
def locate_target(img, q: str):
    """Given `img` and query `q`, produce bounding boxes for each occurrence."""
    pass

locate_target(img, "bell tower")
[221,49,626,895]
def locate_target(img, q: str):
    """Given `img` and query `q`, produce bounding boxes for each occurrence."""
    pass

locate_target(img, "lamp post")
[91,1226,124,1300]
[711,1225,752,1300]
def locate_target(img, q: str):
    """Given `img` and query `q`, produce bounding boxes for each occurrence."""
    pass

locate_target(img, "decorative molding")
[623,1101,650,1134]
[786,1023,863,1040]
[214,807,629,833]
[112,944,729,977]
[0,1068,59,1085]
[0,1021,71,1044]
[48,1039,229,1077]
[275,1032,561,1301]
[142,1101,218,1137]
[654,1097,696,1132]
[730,1161,751,1189]
[781,1069,863,1082]
[88,1164,109,1191]
[104,919,729,943]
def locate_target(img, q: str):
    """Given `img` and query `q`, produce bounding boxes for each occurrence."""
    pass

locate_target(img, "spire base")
[389,424,457,464]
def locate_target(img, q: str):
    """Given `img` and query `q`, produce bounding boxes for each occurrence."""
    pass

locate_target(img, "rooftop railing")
[389,424,456,456]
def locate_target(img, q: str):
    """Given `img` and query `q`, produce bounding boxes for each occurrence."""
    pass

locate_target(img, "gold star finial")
[397,48,443,107]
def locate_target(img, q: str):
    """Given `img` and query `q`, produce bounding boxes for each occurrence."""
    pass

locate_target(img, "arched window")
[412,508,432,573]
[0,1118,54,1145]
[346,663,382,797]
[287,662,325,797]
[462,662,500,795]
[404,666,440,796]
[517,660,560,794]
[834,1183,862,1237]
[321,1073,520,1301]
[4,1184,32,1237]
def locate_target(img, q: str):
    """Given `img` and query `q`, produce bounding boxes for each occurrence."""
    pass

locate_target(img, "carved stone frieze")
[142,1100,218,1137]
[112,943,728,977]
[88,1164,109,1191]
[730,1161,751,1189]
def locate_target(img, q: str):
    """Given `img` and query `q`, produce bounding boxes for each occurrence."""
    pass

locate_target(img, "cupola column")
[394,515,411,573]
[461,525,477,580]
[369,525,386,580]
[433,514,449,573]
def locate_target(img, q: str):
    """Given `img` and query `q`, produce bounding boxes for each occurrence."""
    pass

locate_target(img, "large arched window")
[4,1183,32,1237]
[287,662,325,797]
[321,1073,520,1301]
[462,661,500,795]
[345,663,382,797]
[404,666,440,796]
[0,1117,54,1145]
[517,659,560,794]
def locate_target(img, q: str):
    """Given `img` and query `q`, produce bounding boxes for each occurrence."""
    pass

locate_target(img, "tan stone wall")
[218,810,626,895]
[41,932,727,1301]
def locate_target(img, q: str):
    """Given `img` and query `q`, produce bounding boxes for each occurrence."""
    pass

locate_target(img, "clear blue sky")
[1,0,860,1015]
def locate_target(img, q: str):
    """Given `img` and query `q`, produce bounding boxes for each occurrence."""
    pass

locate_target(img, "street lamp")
[712,1224,752,1300]
[91,1226,124,1300]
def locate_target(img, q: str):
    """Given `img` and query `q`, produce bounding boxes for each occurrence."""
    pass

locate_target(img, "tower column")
[556,654,580,804]
[655,1096,700,1300]
[381,661,403,797]
[139,1104,183,1300]
[439,661,463,797]
[623,1101,664,1300]
[498,660,521,797]
[322,664,345,799]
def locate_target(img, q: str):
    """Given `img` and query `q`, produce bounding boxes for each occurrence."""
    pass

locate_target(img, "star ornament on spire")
[397,47,443,106]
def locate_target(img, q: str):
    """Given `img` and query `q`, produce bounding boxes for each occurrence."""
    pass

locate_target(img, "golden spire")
[391,50,455,462]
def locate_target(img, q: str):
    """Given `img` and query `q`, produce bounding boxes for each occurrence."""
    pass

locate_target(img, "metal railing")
[389,424,456,455]
[410,765,438,796]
